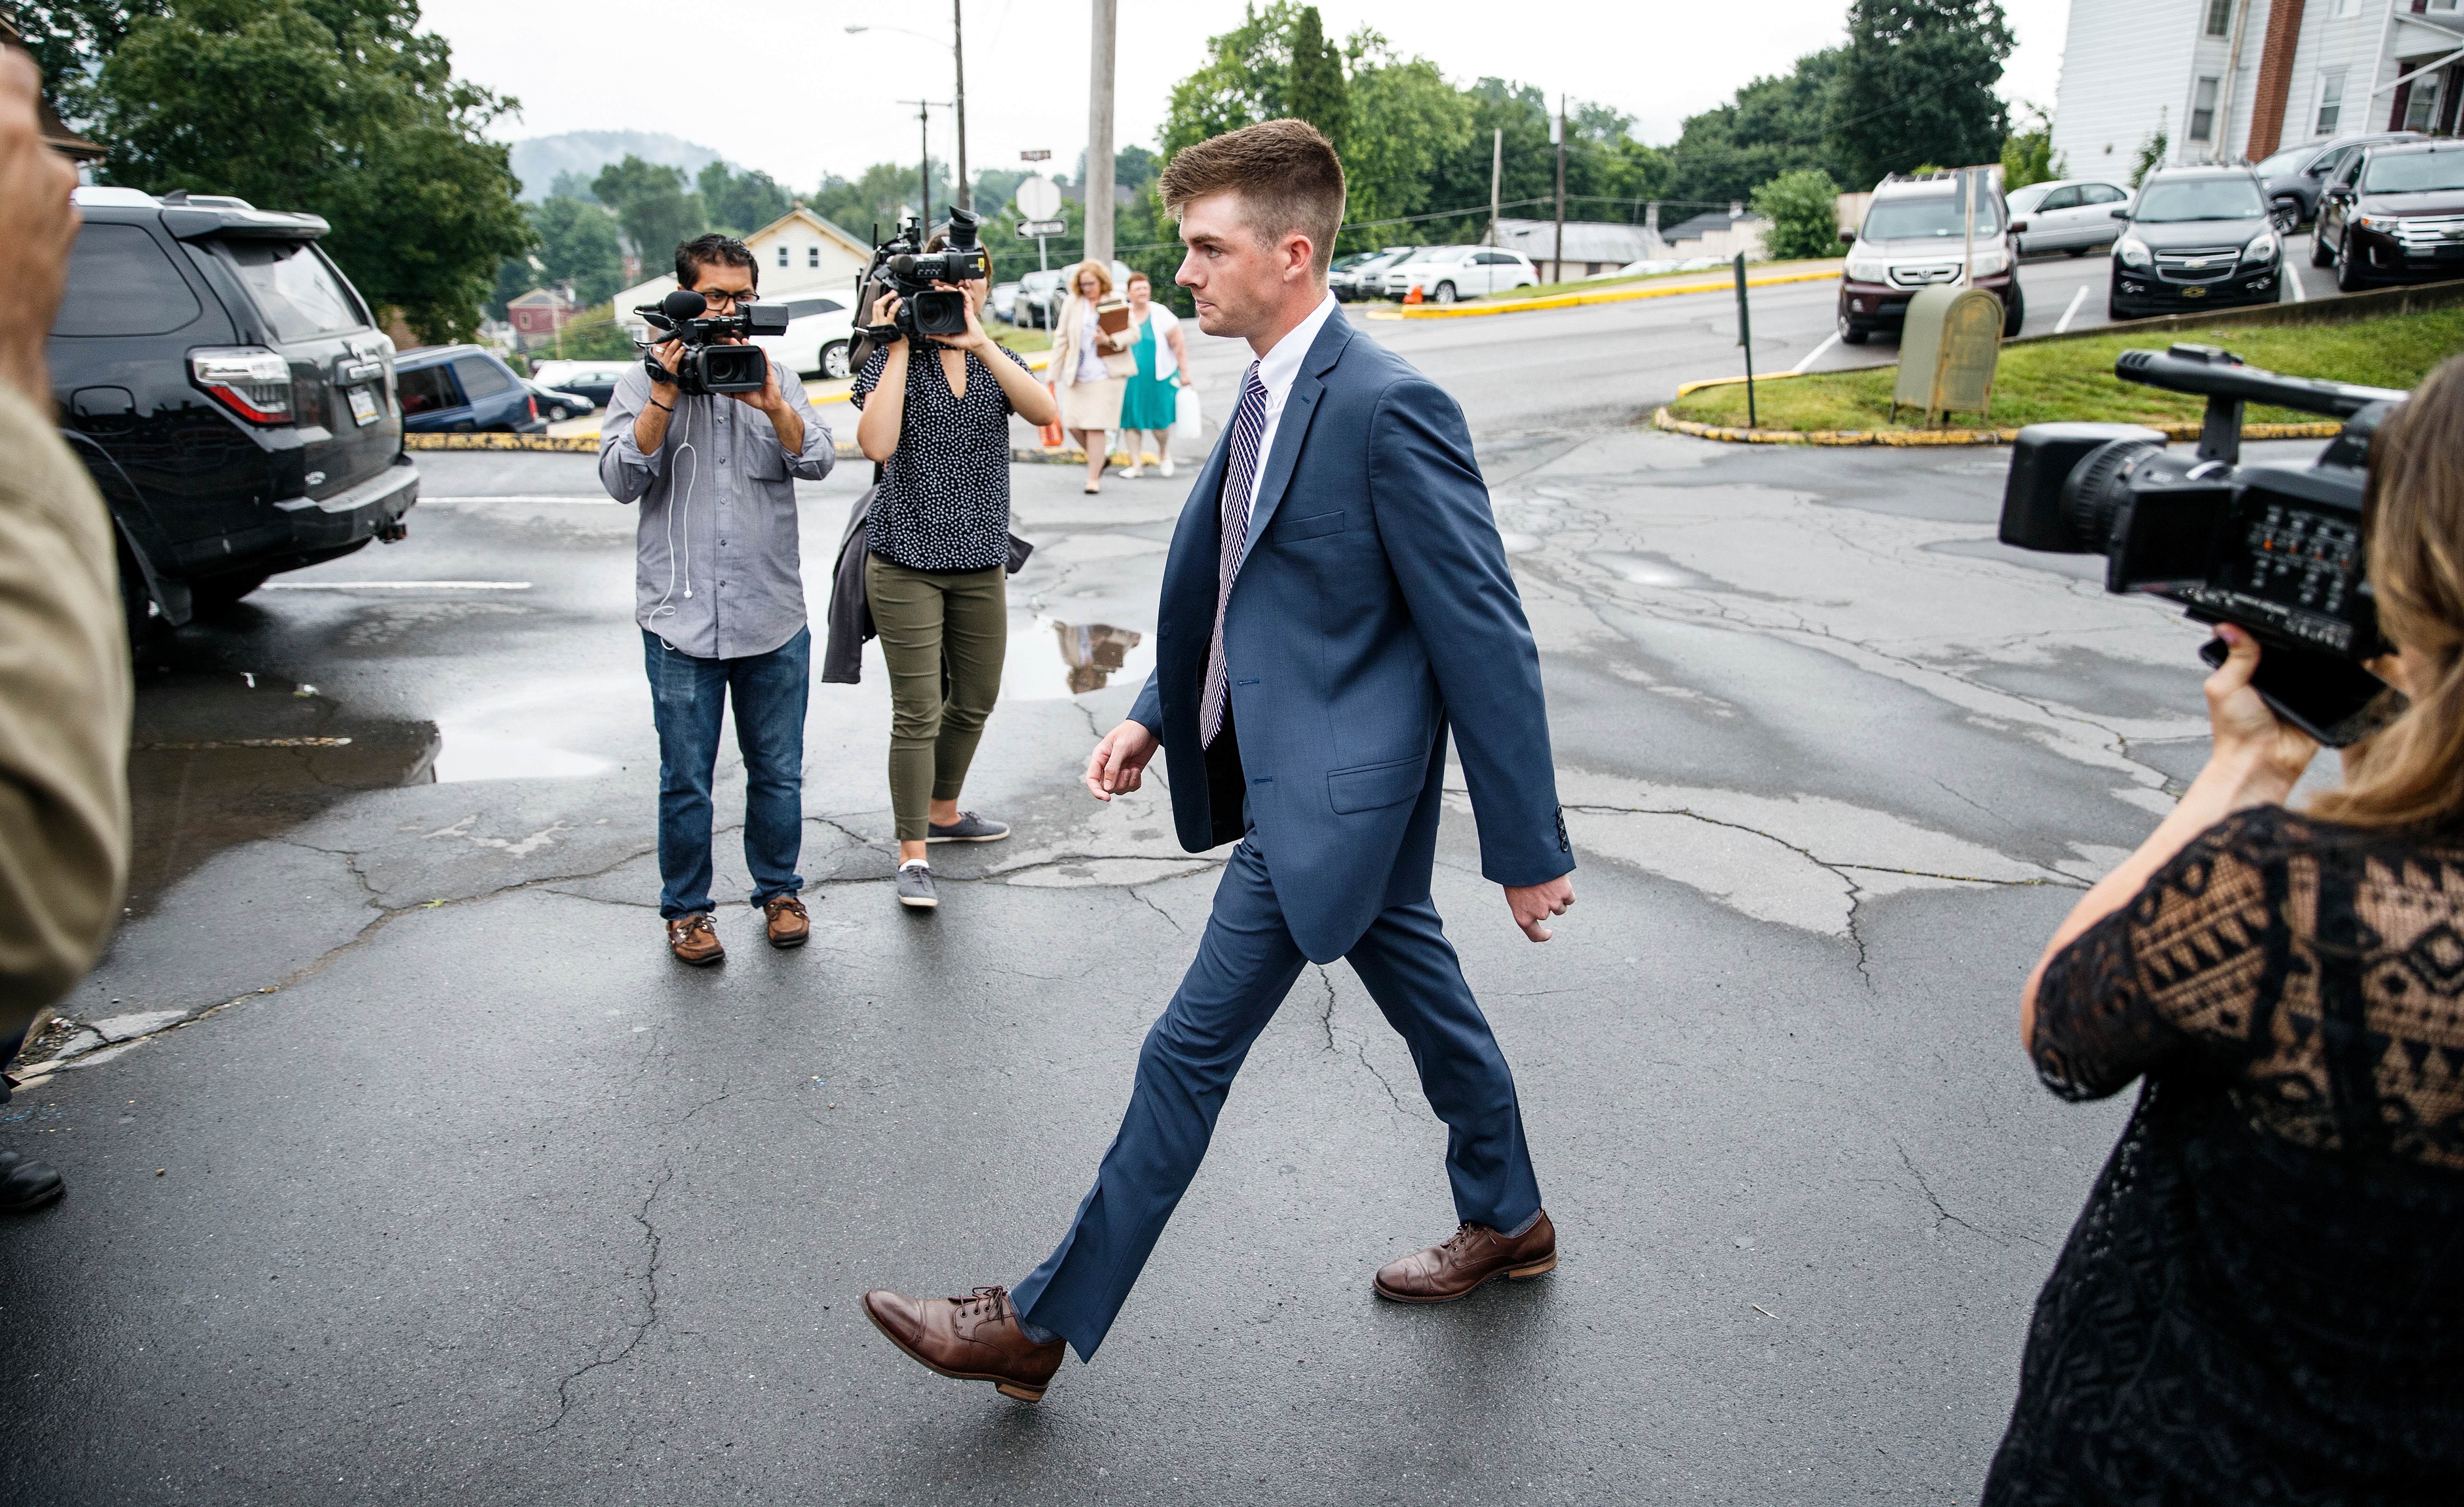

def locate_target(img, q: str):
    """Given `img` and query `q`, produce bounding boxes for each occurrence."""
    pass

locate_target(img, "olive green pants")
[865,555,1007,841]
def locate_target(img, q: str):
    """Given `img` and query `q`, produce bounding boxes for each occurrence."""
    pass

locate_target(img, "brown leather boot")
[862,1285,1065,1402]
[762,894,810,949]
[665,912,724,966]
[1373,1210,1557,1303]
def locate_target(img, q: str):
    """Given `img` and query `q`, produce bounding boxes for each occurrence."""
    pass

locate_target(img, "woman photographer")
[853,242,1058,912]
[1984,356,2464,1503]
[1048,260,1130,494]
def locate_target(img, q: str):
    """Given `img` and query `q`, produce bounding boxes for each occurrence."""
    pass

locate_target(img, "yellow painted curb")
[1374,265,1843,321]
[1648,405,2345,448]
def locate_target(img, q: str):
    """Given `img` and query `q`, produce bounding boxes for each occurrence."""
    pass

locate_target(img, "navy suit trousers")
[1010,820,1543,1362]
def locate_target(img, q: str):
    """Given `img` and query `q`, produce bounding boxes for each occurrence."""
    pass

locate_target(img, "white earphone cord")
[648,394,697,620]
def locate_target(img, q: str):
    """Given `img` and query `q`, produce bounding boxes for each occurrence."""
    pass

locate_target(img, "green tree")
[531,195,626,304]
[1750,168,1843,259]
[697,161,792,236]
[809,158,952,240]
[546,168,599,203]
[1665,50,1848,207]
[2133,122,2170,188]
[91,0,531,344]
[1285,5,1348,153]
[12,1,171,124]
[2000,102,2058,190]
[594,156,703,273]
[1332,38,1471,235]
[1825,0,2015,187]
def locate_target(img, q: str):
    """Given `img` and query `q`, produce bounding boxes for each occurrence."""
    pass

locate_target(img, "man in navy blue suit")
[863,119,1577,1403]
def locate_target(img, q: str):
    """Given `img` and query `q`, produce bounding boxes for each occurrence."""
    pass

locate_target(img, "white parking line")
[261,581,534,590]
[2055,286,2089,334]
[2286,251,2308,302]
[1790,331,1841,374]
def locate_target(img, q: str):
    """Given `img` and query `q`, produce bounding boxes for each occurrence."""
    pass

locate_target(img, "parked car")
[2006,178,2134,256]
[51,185,417,630]
[2311,139,2464,292]
[1836,172,2024,344]
[1329,247,1412,301]
[754,294,857,379]
[528,359,633,410]
[1011,268,1068,329]
[523,378,594,421]
[990,280,1022,323]
[1373,246,1539,303]
[394,345,546,435]
[2108,165,2283,321]
[2254,131,2426,234]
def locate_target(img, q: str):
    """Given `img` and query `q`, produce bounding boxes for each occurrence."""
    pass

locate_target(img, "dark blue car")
[395,345,547,434]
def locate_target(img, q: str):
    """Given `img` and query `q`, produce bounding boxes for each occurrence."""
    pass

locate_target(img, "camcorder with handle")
[850,208,991,370]
[634,288,790,396]
[1998,343,2410,745]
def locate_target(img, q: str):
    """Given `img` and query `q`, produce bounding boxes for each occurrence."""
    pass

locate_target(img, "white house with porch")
[2052,0,2463,177]
[610,206,873,339]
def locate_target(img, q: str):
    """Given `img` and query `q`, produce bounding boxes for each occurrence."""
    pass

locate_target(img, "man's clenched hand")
[1505,876,1575,942]
[1085,719,1160,801]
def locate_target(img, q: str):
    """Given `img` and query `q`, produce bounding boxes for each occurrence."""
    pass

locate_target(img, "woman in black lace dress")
[1984,359,2464,1504]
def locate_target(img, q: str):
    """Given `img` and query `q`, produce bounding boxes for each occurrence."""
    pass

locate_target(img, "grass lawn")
[1668,307,2464,432]
[990,320,1051,354]
[1499,256,1842,304]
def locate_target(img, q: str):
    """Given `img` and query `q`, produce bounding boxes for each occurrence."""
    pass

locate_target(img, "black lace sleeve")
[2032,810,2282,1102]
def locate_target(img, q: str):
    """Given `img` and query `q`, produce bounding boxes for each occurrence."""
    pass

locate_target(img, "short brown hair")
[1159,118,1346,275]
[676,233,757,291]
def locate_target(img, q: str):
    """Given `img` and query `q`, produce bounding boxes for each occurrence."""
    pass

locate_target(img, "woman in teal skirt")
[1116,271,1192,479]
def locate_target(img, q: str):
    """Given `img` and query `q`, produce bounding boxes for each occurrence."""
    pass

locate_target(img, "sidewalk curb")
[404,433,1149,465]
[1367,265,1843,321]
[1649,404,2344,448]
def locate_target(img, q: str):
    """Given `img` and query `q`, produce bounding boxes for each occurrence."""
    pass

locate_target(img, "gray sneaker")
[928,811,1010,843]
[897,863,939,909]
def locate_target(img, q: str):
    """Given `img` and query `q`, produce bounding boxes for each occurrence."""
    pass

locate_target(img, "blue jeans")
[642,626,809,919]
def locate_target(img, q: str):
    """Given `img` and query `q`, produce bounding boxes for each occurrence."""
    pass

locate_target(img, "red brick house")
[506,286,577,350]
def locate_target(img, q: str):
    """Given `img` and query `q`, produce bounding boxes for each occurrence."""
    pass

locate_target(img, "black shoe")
[0,1150,64,1213]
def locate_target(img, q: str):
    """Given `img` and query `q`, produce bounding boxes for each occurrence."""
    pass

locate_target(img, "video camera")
[1999,343,2410,745]
[852,208,990,368]
[634,287,789,396]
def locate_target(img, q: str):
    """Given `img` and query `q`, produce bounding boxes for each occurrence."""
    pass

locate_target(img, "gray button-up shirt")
[598,354,834,660]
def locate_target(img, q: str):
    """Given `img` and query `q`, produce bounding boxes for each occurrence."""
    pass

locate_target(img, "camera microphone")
[662,289,711,322]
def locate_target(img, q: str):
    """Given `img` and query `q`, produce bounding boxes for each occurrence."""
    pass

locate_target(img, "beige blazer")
[1050,292,1136,387]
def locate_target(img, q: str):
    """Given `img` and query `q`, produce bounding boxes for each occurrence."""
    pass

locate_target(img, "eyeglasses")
[694,289,756,308]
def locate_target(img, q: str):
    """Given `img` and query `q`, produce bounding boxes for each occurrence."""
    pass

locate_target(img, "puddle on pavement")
[1001,616,1150,701]
[431,679,631,781]
[128,668,439,917]
[1588,552,1708,589]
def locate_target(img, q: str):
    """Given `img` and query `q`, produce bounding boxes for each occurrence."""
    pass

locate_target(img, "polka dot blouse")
[850,342,1034,572]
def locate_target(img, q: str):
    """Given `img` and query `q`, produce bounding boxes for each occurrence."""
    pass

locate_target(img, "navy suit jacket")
[1129,306,1572,962]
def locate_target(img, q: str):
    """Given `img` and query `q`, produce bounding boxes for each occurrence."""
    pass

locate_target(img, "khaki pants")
[865,556,1006,841]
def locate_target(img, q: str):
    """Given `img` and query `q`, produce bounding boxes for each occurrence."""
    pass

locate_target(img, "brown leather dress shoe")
[762,894,810,949]
[1373,1210,1557,1303]
[666,912,724,966]
[863,1285,1064,1402]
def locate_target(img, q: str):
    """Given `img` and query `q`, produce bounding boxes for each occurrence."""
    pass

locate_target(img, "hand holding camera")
[634,288,789,398]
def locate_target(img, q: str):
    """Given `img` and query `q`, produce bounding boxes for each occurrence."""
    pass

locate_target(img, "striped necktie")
[1199,362,1270,749]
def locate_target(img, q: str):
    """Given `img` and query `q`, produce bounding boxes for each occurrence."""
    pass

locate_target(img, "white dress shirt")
[1240,291,1339,524]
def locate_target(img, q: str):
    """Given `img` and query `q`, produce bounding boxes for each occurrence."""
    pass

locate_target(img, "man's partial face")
[687,260,757,308]
[1175,192,1312,339]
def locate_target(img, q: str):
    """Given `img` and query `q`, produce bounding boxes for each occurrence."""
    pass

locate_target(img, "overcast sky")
[423,0,2072,198]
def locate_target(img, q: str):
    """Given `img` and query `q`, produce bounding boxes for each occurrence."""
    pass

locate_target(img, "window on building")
[2404,72,2445,131]
[2205,0,2232,36]
[2315,68,2348,135]
[808,245,820,268]
[2191,77,2221,140]
[776,245,788,268]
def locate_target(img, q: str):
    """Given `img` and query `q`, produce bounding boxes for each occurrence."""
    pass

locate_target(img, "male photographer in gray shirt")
[600,234,833,966]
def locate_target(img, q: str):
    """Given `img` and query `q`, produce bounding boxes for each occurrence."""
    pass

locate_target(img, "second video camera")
[854,208,990,364]
[634,288,789,396]
[1998,343,2409,744]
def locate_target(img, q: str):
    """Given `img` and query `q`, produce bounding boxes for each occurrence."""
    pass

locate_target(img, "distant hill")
[507,131,727,202]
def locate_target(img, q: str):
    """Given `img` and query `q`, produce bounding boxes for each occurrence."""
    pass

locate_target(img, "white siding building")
[2053,0,2463,173]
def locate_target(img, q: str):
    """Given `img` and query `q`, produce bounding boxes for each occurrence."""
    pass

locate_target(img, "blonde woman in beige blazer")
[1049,260,1133,493]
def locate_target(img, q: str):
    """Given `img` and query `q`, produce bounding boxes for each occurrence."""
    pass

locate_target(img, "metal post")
[1037,236,1048,272]
[1488,128,1502,247]
[1086,0,1117,267]
[1554,98,1567,283]
[1960,168,1975,287]
[1734,252,1757,429]
[952,0,969,210]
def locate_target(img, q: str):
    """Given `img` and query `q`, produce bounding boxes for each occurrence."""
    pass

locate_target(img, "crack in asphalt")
[1308,965,1408,1114]
[680,1075,732,1122]
[1128,886,1184,932]
[1312,965,1337,1053]
[1892,1137,1997,1245]
[540,1163,673,1431]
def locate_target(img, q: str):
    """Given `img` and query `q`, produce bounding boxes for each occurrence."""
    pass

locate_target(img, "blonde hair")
[1070,260,1113,298]
[2311,355,2464,829]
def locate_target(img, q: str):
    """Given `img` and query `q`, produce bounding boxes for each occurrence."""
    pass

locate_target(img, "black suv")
[2108,166,2284,321]
[2254,131,2426,233]
[50,186,418,633]
[2311,139,2464,292]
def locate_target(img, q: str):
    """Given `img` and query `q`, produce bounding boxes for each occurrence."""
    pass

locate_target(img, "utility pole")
[1554,96,1567,284]
[1085,0,1117,267]
[1488,128,1502,247]
[898,99,950,221]
[952,0,969,210]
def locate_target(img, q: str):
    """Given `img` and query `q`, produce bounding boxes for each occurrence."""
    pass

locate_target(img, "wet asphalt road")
[0,310,2342,1502]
